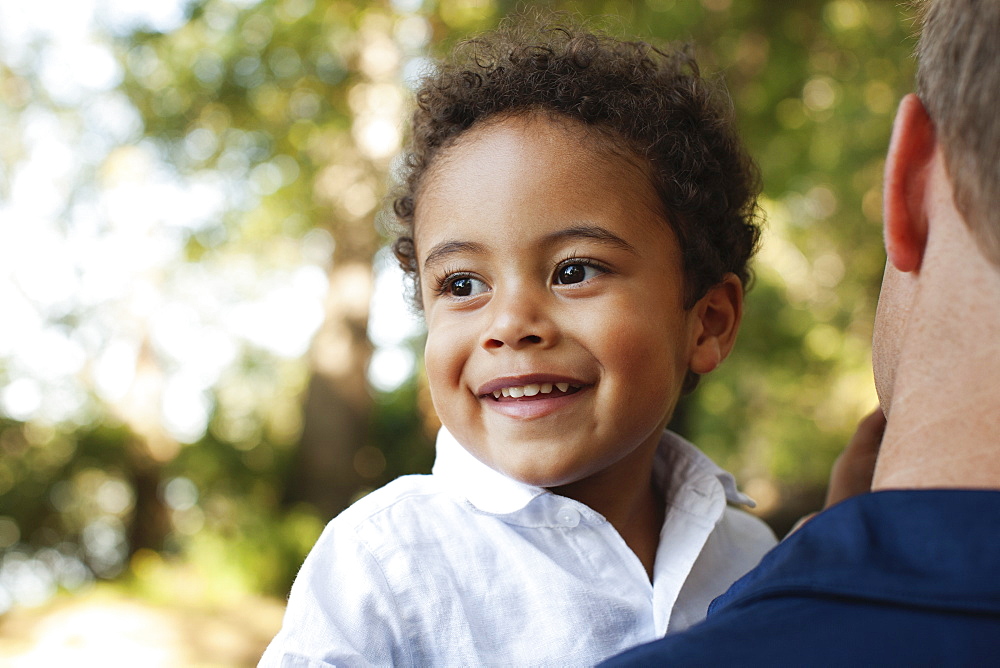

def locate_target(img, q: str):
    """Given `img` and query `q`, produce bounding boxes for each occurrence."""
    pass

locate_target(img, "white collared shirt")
[260,428,776,667]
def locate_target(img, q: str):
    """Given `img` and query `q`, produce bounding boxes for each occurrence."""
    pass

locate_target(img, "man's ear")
[689,274,743,375]
[883,93,936,273]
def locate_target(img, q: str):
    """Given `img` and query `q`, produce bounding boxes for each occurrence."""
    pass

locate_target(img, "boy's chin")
[508,470,580,490]
[494,457,605,490]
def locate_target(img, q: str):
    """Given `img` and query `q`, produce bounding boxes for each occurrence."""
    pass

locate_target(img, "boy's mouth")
[486,382,583,400]
[477,376,589,419]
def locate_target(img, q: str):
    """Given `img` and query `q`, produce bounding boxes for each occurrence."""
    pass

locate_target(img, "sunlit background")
[0,0,914,664]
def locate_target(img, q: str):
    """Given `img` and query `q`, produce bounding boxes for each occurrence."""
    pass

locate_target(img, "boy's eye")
[445,276,488,297]
[555,263,602,285]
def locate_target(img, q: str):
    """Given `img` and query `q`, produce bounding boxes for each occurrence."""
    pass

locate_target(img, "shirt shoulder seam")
[338,477,447,529]
[349,514,417,666]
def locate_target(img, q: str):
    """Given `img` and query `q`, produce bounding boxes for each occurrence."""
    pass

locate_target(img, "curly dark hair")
[391,14,762,310]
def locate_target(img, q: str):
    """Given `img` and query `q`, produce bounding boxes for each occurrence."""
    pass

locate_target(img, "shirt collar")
[655,430,757,509]
[431,427,548,514]
[431,426,755,515]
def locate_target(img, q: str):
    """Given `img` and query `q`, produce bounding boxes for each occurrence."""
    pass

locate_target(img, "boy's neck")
[550,443,663,581]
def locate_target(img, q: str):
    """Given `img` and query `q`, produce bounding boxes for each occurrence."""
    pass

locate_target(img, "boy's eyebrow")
[546,225,639,254]
[421,225,638,272]
[422,240,488,271]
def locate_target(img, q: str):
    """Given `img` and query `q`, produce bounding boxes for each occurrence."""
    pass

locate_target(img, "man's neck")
[873,209,1000,490]
[874,350,1000,490]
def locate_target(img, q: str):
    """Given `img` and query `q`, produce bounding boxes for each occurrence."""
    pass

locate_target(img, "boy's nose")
[481,290,559,351]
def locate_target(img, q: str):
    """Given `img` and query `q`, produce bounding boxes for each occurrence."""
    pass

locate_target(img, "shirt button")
[556,506,581,527]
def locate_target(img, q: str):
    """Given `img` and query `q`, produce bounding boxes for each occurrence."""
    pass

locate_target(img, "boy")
[261,16,775,666]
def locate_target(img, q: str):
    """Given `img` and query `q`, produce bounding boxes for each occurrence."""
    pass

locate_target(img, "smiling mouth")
[484,382,584,401]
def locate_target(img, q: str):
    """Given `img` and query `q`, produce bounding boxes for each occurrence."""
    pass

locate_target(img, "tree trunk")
[285,259,375,520]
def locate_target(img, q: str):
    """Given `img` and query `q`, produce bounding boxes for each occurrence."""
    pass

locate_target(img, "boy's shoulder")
[336,473,446,525]
[312,471,506,569]
[331,472,477,545]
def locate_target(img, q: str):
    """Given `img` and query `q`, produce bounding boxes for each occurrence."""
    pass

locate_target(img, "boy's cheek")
[424,325,473,392]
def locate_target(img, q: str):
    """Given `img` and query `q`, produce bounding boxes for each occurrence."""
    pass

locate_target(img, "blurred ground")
[0,587,284,667]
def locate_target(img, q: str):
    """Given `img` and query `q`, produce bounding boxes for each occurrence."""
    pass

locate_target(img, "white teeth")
[489,381,580,399]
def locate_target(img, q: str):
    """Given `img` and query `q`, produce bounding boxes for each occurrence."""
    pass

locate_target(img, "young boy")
[261,16,776,667]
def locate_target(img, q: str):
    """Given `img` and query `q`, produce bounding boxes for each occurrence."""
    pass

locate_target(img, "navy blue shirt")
[603,490,1000,667]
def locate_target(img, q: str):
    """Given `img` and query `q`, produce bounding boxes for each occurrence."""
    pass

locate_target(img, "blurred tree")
[118,0,409,519]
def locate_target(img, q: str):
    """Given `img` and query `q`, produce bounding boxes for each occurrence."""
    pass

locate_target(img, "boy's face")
[415,115,702,490]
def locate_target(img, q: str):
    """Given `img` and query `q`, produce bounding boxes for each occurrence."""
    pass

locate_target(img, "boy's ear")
[883,93,935,273]
[688,274,743,375]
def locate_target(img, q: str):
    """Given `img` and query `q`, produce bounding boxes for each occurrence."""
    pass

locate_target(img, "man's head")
[874,0,1000,408]
[915,0,1000,267]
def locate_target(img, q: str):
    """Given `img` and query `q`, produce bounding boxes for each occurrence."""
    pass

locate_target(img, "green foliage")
[0,420,133,578]
[119,0,391,249]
